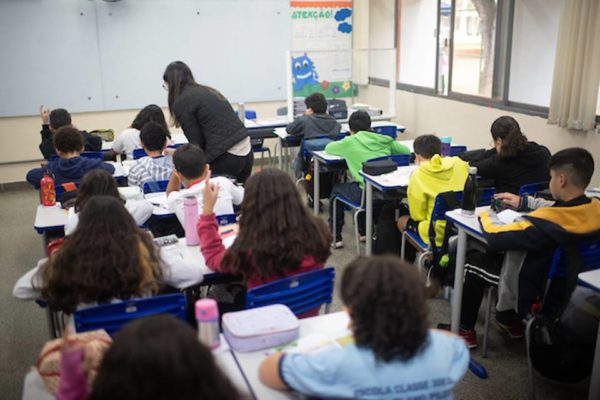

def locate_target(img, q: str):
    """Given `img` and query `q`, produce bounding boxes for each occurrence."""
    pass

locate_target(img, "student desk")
[144,191,174,218]
[21,335,251,400]
[359,165,419,255]
[310,151,346,216]
[33,204,68,234]
[577,269,600,400]
[273,117,398,169]
[445,207,489,333]
[227,311,351,400]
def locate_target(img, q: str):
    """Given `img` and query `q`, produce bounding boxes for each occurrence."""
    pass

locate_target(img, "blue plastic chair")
[333,155,410,255]
[73,293,187,336]
[53,181,80,199]
[401,187,495,273]
[48,151,104,162]
[450,146,467,157]
[216,213,236,226]
[244,109,257,120]
[245,267,335,317]
[142,180,169,194]
[372,125,398,139]
[518,181,549,197]
[251,137,271,169]
[132,148,148,160]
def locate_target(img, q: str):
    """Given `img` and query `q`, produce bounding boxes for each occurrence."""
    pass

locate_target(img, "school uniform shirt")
[280,330,469,399]
[26,157,115,189]
[111,127,141,159]
[64,199,154,236]
[325,131,410,187]
[479,196,600,316]
[166,177,244,226]
[407,155,469,246]
[13,245,203,301]
[127,155,174,189]
[286,113,342,140]
[39,125,103,160]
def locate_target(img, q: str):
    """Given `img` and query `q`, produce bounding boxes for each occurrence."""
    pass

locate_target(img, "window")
[398,0,437,88]
[508,0,562,107]
[451,0,497,97]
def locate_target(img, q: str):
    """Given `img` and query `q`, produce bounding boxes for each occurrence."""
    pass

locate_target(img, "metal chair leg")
[400,232,406,260]
[354,210,361,255]
[525,318,536,400]
[332,197,338,246]
[325,303,331,314]
[482,286,494,358]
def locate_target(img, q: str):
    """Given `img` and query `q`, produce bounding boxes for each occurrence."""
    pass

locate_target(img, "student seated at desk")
[442,148,600,348]
[461,116,550,194]
[64,170,153,235]
[38,106,102,160]
[56,315,241,400]
[325,111,410,248]
[13,196,203,312]
[27,126,115,189]
[111,104,171,160]
[166,144,244,226]
[286,93,341,178]
[397,135,469,247]
[127,122,174,188]
[198,168,331,313]
[259,256,469,399]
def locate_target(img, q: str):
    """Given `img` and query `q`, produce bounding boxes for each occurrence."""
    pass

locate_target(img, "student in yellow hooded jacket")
[397,135,469,247]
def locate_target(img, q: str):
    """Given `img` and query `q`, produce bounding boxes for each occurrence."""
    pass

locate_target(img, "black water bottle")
[462,166,478,215]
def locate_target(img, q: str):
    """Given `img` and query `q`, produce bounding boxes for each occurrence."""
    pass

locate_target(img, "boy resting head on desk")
[27,126,115,189]
[397,134,469,247]
[259,255,469,399]
[166,143,243,226]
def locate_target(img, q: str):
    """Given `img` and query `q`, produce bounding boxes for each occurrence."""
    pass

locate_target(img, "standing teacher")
[163,61,253,183]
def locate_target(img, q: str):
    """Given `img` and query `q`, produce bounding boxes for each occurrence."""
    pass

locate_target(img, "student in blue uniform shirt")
[259,256,469,399]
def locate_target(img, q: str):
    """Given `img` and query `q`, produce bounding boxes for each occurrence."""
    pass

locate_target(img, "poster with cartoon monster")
[290,1,354,98]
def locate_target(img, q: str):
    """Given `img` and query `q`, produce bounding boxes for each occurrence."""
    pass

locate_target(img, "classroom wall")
[357,84,600,185]
[0,101,285,184]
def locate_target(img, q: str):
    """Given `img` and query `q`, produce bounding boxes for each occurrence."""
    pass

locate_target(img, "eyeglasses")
[162,82,168,91]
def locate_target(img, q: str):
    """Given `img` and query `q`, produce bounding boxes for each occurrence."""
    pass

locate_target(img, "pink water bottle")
[183,196,200,246]
[195,299,220,349]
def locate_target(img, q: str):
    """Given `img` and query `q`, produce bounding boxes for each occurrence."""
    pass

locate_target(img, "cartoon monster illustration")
[292,53,319,92]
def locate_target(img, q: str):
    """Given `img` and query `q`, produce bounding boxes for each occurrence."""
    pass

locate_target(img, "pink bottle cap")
[195,299,219,321]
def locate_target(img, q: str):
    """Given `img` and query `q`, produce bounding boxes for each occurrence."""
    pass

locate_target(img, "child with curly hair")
[259,256,469,399]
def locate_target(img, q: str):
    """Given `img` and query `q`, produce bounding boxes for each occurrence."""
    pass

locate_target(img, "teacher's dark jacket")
[172,84,249,163]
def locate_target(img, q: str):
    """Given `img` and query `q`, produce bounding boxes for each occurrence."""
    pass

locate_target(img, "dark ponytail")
[491,116,528,159]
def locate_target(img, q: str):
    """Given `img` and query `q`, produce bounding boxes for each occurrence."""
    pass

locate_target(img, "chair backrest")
[250,137,265,149]
[216,213,236,226]
[518,181,549,197]
[54,181,79,198]
[372,125,397,139]
[450,145,467,157]
[245,267,335,317]
[80,151,104,160]
[132,148,148,160]
[73,293,187,336]
[142,180,169,194]
[547,238,600,279]
[368,154,410,166]
[244,109,257,120]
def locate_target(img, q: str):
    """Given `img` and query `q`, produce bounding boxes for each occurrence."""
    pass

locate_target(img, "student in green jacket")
[397,135,469,247]
[325,111,410,248]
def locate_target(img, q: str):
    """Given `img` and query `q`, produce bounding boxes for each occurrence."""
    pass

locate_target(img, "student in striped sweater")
[127,122,174,189]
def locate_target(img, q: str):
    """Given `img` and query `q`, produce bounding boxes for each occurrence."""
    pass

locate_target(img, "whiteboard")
[0,0,104,117]
[0,0,290,117]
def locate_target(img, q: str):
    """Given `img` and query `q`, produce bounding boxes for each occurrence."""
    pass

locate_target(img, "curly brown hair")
[341,256,429,362]
[221,169,331,281]
[75,169,123,212]
[38,196,162,313]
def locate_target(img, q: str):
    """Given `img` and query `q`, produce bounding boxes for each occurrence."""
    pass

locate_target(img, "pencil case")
[362,159,396,175]
[223,305,299,352]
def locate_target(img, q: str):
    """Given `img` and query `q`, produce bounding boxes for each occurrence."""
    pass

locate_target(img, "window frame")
[383,0,599,121]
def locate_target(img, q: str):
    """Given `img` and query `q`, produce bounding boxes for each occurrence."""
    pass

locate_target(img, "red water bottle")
[40,172,56,206]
